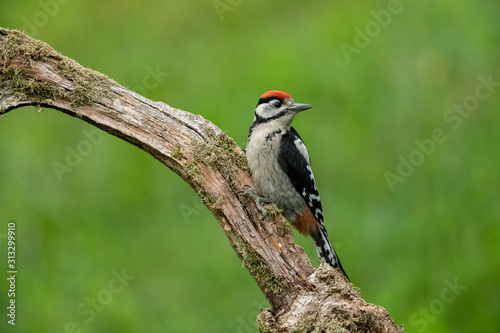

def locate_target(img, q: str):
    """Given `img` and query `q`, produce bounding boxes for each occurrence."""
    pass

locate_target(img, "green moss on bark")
[0,67,58,103]
[0,30,110,110]
[231,230,287,296]
[192,133,248,182]
[170,145,184,160]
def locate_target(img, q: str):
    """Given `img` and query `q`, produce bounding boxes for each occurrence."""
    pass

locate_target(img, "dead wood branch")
[0,27,402,332]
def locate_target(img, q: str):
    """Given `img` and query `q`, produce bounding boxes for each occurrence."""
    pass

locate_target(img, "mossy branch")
[0,27,402,332]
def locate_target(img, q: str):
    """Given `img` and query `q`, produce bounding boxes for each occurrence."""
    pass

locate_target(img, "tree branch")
[0,27,402,332]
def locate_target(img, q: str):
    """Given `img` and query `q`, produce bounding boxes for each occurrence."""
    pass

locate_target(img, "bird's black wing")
[279,128,349,279]
[278,127,324,223]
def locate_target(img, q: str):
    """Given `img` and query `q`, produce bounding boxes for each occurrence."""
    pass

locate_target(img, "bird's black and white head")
[253,91,311,128]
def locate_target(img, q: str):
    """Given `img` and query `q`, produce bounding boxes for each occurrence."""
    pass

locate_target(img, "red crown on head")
[260,90,292,101]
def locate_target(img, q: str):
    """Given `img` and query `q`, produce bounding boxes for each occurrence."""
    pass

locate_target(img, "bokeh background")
[1,0,499,332]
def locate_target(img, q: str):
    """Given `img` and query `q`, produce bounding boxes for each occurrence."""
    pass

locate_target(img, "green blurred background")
[1,0,499,332]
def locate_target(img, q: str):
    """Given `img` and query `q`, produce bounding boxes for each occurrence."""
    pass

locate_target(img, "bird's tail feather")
[314,225,350,281]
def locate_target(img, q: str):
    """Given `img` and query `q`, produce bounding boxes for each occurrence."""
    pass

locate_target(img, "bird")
[238,90,349,281]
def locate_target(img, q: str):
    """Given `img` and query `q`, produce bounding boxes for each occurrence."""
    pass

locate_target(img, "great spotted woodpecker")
[239,90,349,280]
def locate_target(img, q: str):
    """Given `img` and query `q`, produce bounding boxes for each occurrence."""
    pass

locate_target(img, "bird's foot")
[237,185,272,220]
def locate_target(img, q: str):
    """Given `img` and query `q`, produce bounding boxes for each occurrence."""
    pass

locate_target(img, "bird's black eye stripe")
[271,100,282,108]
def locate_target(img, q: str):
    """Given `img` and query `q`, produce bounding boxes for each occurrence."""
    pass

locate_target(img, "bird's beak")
[288,103,312,112]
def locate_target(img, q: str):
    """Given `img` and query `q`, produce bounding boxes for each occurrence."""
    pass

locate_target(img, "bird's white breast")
[245,124,306,220]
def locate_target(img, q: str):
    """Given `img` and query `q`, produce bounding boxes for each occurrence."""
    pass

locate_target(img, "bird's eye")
[271,100,282,108]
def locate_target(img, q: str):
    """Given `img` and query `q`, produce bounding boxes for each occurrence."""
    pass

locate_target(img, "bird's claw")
[237,185,272,220]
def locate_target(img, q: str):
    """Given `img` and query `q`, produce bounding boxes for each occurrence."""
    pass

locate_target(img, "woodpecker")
[239,90,349,280]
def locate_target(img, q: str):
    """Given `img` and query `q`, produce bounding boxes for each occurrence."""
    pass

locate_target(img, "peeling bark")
[0,27,402,332]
